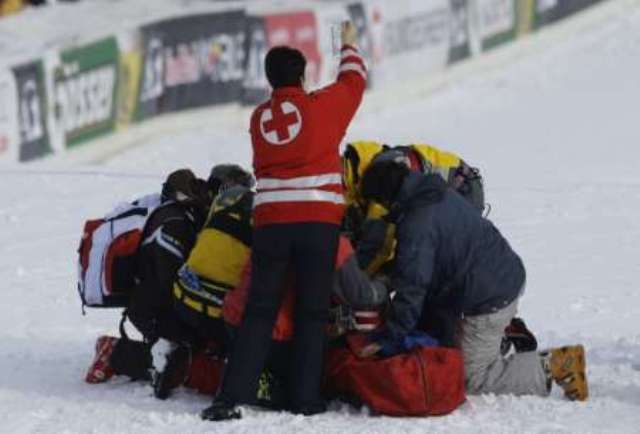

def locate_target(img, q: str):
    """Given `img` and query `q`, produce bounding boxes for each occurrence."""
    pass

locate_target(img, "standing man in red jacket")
[201,22,366,421]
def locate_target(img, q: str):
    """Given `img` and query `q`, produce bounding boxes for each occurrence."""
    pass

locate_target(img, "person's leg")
[459,299,549,397]
[289,223,340,413]
[217,225,292,404]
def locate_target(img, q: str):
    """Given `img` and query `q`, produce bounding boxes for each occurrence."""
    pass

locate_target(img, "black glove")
[501,317,538,355]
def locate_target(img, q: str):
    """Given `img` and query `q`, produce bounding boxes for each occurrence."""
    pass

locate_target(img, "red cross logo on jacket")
[259,101,302,145]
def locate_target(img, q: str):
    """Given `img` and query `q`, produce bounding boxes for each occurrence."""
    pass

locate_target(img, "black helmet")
[161,168,210,208]
[208,164,255,197]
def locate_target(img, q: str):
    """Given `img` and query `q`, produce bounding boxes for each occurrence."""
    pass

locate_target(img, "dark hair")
[265,46,306,89]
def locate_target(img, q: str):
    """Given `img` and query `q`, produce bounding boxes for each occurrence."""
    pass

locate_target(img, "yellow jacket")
[343,141,466,274]
[173,187,253,320]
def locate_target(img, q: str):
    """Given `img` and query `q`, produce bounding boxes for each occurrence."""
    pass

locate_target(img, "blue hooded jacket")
[376,172,526,346]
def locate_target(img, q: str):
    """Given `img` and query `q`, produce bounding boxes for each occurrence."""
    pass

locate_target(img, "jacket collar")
[389,172,446,221]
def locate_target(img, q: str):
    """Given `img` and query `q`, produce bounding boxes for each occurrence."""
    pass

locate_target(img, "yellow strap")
[174,282,223,318]
[365,223,397,276]
[206,306,222,319]
[183,294,203,313]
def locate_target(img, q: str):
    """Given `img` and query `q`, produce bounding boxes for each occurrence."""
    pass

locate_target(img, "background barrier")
[0,0,608,164]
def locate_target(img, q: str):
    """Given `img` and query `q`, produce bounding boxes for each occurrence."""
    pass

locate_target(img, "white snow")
[2,1,640,433]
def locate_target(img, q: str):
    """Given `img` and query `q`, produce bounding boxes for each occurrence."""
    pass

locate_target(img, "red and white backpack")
[77,194,161,309]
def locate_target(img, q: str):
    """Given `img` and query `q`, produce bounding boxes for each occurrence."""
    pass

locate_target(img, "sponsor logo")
[259,101,301,145]
[140,37,165,102]
[54,62,117,135]
[18,78,45,144]
[141,32,245,102]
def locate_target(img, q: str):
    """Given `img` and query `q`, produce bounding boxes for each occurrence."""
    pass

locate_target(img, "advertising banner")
[0,70,19,163]
[364,0,451,86]
[12,61,51,161]
[448,0,473,64]
[472,0,518,52]
[242,8,322,105]
[137,10,246,120]
[263,11,322,85]
[534,0,604,29]
[51,37,119,148]
[242,14,269,105]
[117,31,142,130]
[516,0,536,36]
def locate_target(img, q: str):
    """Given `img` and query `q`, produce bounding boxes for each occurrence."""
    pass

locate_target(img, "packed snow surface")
[2,2,640,433]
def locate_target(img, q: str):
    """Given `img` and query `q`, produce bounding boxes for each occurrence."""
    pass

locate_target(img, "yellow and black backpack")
[343,141,485,275]
[172,186,253,339]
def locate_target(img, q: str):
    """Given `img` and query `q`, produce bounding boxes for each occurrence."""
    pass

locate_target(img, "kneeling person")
[357,158,588,401]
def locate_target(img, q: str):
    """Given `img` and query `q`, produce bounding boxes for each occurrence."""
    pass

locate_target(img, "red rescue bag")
[184,352,225,395]
[325,345,466,417]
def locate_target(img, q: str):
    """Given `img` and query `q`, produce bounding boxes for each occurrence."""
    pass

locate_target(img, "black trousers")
[220,222,340,410]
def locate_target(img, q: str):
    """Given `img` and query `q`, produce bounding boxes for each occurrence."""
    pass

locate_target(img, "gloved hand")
[349,330,439,359]
[341,20,358,47]
[501,317,538,355]
[377,331,439,358]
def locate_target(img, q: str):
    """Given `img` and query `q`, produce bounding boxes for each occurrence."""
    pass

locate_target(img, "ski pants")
[220,222,340,411]
[459,298,550,397]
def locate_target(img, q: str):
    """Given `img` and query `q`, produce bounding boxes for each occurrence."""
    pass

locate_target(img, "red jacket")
[250,44,367,226]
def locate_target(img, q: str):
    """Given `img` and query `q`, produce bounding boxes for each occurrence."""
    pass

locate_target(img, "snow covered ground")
[2,1,640,433]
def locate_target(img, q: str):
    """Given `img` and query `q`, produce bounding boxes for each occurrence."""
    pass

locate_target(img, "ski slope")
[2,1,640,433]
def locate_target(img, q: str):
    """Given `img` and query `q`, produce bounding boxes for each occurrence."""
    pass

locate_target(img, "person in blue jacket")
[355,154,588,401]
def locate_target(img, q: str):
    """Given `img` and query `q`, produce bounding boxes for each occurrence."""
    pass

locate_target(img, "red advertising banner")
[264,11,322,85]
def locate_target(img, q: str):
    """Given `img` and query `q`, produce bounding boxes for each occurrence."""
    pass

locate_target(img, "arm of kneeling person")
[372,224,437,353]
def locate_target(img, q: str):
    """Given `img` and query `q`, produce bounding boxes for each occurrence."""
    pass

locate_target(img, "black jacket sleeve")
[128,207,199,341]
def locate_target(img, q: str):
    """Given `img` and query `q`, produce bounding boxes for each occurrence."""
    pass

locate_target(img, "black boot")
[152,344,190,400]
[290,400,327,416]
[201,396,241,421]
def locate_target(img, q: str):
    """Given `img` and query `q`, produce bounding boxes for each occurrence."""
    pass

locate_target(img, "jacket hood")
[390,172,446,219]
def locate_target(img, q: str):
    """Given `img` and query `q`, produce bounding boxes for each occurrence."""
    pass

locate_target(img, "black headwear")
[208,164,255,197]
[265,46,306,89]
[360,155,410,208]
[161,168,210,210]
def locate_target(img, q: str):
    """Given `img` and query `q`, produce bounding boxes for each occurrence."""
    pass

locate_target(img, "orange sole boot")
[549,345,588,401]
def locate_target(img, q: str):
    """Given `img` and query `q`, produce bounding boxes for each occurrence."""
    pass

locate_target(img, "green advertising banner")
[54,37,119,147]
